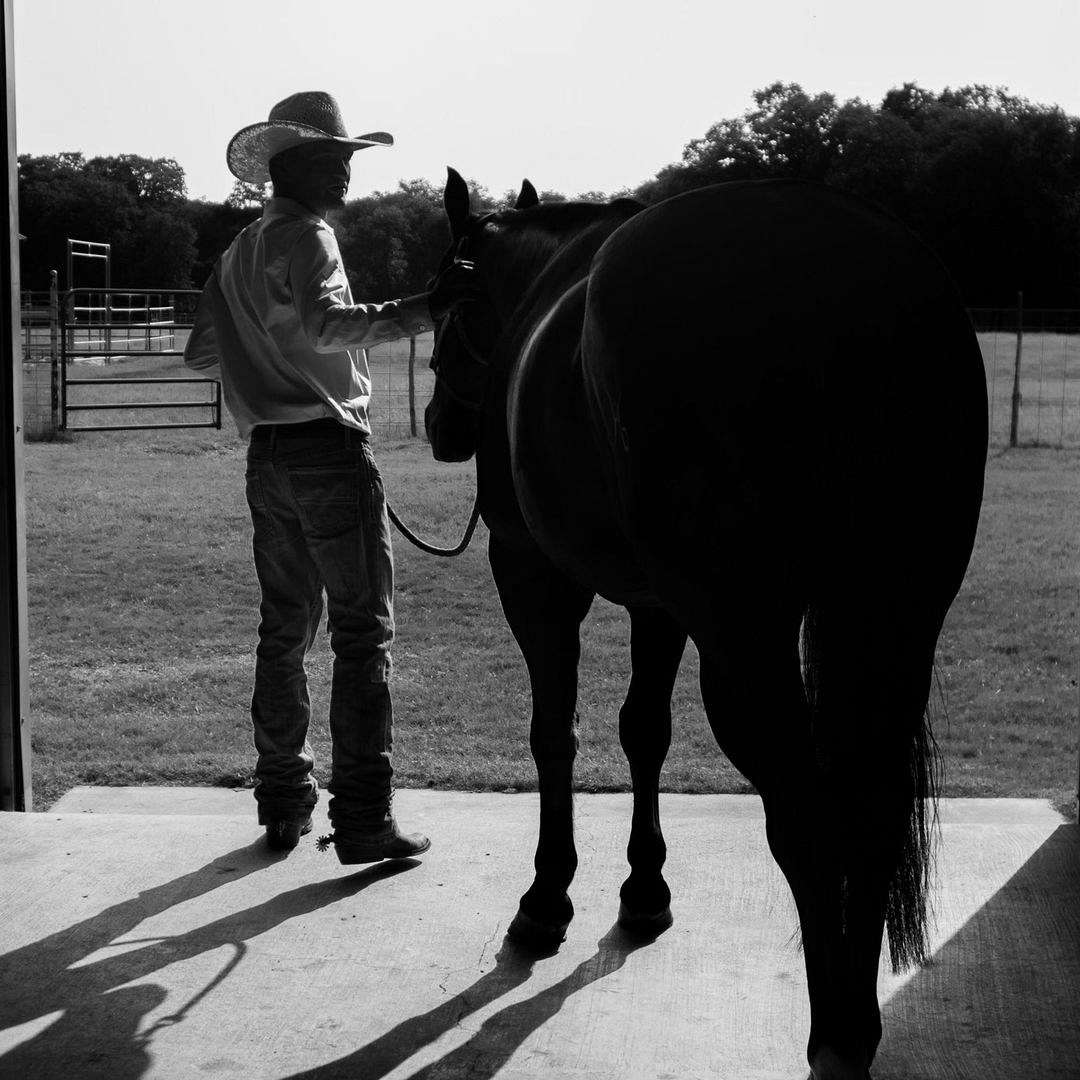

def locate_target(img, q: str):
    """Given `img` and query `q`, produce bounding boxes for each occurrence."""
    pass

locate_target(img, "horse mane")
[485,198,645,363]
[488,198,639,291]
[492,198,644,260]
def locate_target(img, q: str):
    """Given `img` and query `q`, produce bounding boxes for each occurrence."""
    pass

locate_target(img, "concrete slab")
[1,791,1077,1079]
[51,785,257,817]
[49,785,1073,825]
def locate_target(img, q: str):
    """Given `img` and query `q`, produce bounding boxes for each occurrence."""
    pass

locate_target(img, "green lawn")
[23,422,1080,814]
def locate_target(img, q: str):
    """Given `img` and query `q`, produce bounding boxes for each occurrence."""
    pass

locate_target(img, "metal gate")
[59,287,221,432]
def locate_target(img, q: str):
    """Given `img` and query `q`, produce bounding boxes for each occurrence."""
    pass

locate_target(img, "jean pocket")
[245,468,266,510]
[246,467,285,543]
[287,467,360,538]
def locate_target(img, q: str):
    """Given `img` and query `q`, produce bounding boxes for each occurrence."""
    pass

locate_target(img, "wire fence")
[20,289,56,439]
[364,333,435,440]
[971,307,1080,448]
[18,299,1080,447]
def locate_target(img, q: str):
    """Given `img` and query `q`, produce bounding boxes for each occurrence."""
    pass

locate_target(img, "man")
[184,91,478,862]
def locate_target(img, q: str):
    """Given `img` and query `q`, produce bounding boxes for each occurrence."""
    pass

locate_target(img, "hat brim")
[227,122,393,184]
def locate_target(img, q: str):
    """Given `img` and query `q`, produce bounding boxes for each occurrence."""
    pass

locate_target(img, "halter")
[429,220,498,408]
[447,304,492,371]
[385,222,493,557]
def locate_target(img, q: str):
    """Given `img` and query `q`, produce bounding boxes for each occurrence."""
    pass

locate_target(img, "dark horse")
[425,169,987,1080]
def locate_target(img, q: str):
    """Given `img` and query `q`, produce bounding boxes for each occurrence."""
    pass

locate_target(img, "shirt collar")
[264,197,327,227]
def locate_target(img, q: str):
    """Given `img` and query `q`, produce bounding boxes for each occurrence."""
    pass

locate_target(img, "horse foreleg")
[617,604,687,936]
[489,536,594,950]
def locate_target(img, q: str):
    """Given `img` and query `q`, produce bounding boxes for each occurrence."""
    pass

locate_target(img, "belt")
[249,418,365,445]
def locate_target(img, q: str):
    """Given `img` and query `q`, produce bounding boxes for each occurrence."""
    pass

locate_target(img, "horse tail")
[880,693,941,972]
[800,602,942,973]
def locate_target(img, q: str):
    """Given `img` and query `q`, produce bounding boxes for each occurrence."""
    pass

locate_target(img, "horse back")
[581,180,988,637]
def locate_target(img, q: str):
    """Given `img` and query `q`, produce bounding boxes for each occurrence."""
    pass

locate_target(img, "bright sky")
[13,0,1080,203]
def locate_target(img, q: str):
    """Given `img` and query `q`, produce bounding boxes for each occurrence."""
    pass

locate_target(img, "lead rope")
[386,491,482,557]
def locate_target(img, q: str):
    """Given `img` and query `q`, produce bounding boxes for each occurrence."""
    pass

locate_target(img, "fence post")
[48,271,59,432]
[59,289,67,430]
[408,336,417,437]
[1008,291,1024,448]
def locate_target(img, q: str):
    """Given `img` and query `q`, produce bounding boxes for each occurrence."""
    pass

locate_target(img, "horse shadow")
[285,826,1080,1080]
[874,822,1080,1080]
[282,922,658,1080]
[0,840,418,1079]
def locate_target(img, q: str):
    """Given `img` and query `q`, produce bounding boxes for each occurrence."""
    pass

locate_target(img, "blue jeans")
[245,418,396,832]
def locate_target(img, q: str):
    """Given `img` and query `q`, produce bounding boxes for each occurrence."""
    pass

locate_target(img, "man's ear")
[514,179,539,210]
[444,167,471,238]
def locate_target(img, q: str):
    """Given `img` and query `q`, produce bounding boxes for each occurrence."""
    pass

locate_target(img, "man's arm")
[290,229,434,352]
[183,271,223,379]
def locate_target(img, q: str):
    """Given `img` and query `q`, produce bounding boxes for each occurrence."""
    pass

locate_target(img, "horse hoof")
[507,907,569,951]
[809,1046,872,1080]
[617,900,674,938]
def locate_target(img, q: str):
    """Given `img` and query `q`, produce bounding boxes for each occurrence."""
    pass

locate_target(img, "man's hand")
[427,259,485,322]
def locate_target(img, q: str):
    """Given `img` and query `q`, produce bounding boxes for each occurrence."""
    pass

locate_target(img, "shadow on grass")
[874,823,1080,1079]
[0,841,417,1079]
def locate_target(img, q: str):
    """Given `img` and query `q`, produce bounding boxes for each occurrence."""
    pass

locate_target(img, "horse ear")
[515,179,539,210]
[444,167,471,238]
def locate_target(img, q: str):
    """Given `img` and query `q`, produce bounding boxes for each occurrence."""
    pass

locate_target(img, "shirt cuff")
[387,294,434,336]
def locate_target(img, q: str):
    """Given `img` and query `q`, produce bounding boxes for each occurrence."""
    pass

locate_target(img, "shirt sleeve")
[288,227,433,352]
[183,272,222,378]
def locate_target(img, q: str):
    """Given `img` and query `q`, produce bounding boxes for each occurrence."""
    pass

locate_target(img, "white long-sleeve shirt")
[183,196,432,438]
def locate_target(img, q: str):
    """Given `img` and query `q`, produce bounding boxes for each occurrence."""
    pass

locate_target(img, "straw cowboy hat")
[227,91,393,184]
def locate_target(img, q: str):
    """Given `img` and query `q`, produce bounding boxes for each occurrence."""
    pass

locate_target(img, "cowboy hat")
[226,91,393,184]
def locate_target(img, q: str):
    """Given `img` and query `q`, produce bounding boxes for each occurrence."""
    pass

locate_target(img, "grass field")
[22,401,1080,814]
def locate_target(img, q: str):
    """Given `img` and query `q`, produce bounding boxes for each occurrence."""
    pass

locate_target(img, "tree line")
[17,83,1080,308]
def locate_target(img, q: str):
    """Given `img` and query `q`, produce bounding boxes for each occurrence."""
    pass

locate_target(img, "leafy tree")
[85,154,187,204]
[225,178,270,210]
[335,182,439,299]
[870,85,1080,305]
[18,154,134,289]
[179,199,259,285]
[114,206,196,287]
[17,152,198,289]
[639,83,841,202]
[635,83,1080,306]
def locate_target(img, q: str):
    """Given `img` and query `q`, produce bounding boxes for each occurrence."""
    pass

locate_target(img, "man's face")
[273,140,353,216]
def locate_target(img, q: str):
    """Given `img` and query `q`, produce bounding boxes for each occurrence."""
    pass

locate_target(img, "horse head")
[424,167,539,462]
[425,167,643,462]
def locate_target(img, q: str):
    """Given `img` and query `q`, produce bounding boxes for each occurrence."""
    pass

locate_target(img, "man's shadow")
[0,839,418,1079]
[284,922,659,1080]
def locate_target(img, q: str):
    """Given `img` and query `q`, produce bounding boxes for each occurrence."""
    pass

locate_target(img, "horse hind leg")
[714,603,939,1080]
[795,604,941,1076]
[697,602,907,1080]
[617,604,687,936]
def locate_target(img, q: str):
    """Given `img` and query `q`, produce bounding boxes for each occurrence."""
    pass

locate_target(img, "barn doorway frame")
[1,0,31,811]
